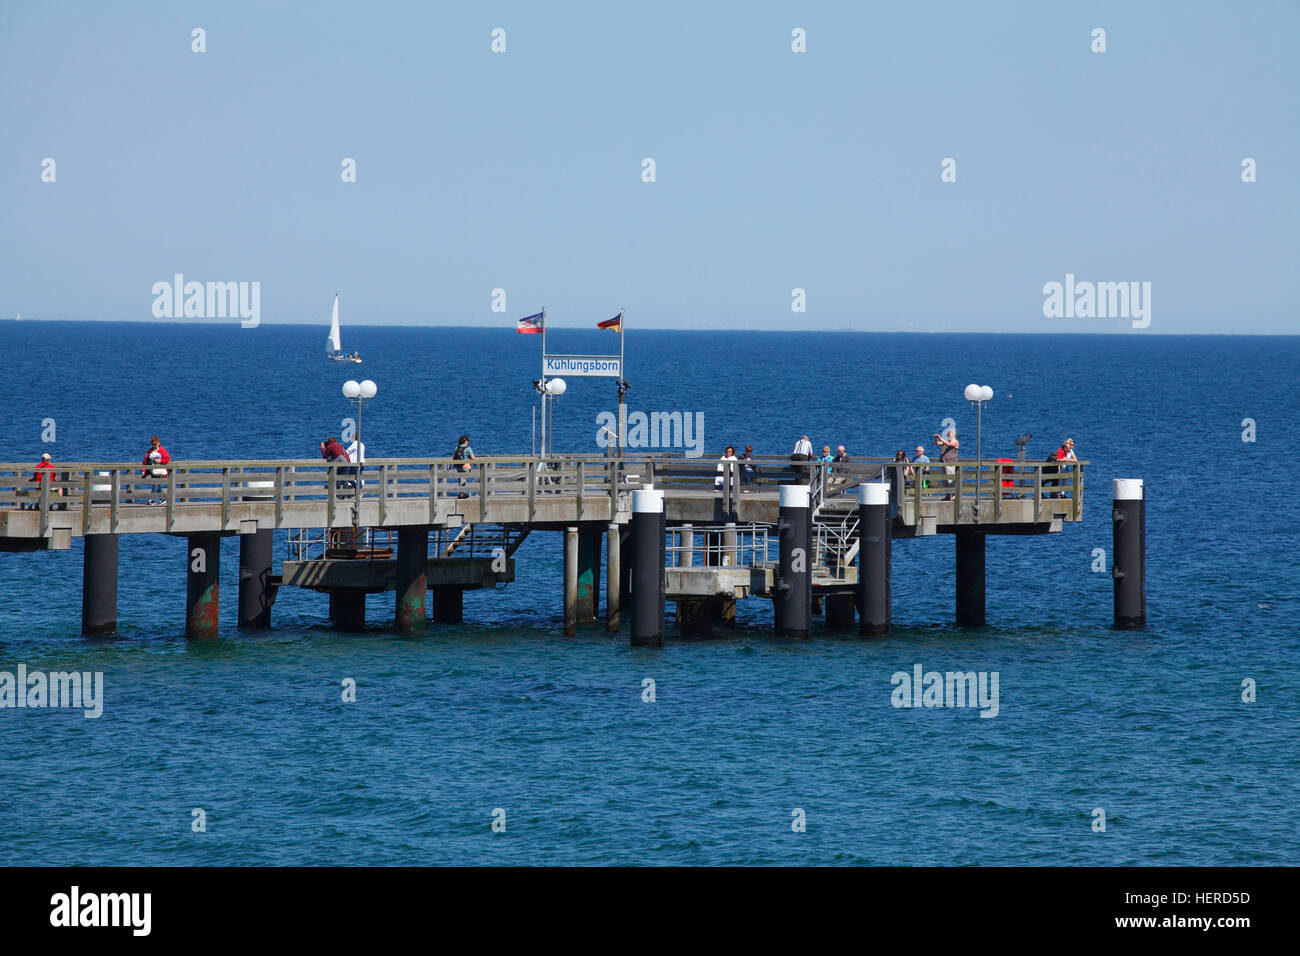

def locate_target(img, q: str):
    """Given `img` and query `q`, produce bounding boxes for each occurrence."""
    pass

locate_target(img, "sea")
[1,321,1296,866]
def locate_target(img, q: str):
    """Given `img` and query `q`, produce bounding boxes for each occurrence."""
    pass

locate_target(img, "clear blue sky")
[2,0,1296,332]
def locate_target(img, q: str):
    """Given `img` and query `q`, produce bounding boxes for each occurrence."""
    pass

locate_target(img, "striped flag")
[516,311,544,334]
[597,309,623,332]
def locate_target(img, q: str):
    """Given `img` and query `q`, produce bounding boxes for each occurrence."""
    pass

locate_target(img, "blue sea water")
[1,321,1297,865]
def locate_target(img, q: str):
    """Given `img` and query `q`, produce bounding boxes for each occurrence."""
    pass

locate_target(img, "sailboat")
[326,294,362,363]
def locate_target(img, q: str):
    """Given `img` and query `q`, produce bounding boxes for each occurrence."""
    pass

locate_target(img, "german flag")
[597,309,623,332]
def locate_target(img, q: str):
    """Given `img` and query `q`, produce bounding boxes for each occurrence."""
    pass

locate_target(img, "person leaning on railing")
[830,446,851,487]
[740,445,759,489]
[141,435,171,504]
[320,436,354,492]
[25,453,60,509]
[908,445,931,491]
[1049,437,1077,498]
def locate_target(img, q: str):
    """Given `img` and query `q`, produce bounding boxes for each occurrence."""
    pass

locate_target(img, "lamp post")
[532,377,567,457]
[964,383,993,517]
[616,377,630,459]
[545,377,565,456]
[342,379,376,531]
[342,379,377,444]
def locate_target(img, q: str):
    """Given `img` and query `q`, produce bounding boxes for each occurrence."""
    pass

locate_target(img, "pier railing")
[666,523,775,569]
[0,456,638,533]
[0,455,1084,536]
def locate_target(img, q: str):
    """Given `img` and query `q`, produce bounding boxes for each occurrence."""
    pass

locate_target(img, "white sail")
[327,295,342,353]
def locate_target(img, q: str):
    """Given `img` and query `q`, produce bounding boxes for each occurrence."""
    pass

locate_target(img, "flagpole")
[618,308,626,459]
[540,307,548,458]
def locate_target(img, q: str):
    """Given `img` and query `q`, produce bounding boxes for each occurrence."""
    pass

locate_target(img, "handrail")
[0,454,1087,533]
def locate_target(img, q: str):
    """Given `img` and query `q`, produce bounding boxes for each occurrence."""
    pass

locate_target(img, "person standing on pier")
[935,429,959,498]
[816,444,832,486]
[141,435,170,504]
[1050,437,1076,498]
[908,445,930,488]
[320,436,352,490]
[26,453,58,508]
[830,445,852,487]
[346,433,366,487]
[740,445,759,489]
[715,446,739,492]
[790,434,813,481]
[32,452,56,483]
[451,434,475,498]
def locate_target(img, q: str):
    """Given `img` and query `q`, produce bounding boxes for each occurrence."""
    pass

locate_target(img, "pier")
[0,453,1123,640]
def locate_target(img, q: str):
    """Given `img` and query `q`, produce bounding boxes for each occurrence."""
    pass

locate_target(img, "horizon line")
[1,317,1294,337]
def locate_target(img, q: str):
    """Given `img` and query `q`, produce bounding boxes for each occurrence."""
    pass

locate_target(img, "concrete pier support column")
[677,598,713,638]
[564,526,579,636]
[577,526,598,623]
[185,531,221,639]
[329,591,366,631]
[590,527,601,622]
[812,595,823,616]
[605,523,621,633]
[237,529,274,629]
[1112,479,1146,630]
[722,522,737,567]
[619,525,633,612]
[775,484,812,637]
[858,482,892,636]
[432,586,464,624]
[680,524,695,567]
[81,533,118,636]
[826,593,856,630]
[631,489,665,647]
[395,527,428,633]
[955,527,986,627]
[716,596,736,629]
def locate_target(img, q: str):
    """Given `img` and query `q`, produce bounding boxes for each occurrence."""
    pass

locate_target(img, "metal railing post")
[110,469,120,532]
[82,471,92,535]
[327,466,336,527]
[274,467,284,527]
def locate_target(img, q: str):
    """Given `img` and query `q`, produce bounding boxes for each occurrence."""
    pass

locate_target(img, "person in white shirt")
[715,446,739,491]
[790,434,814,481]
[346,436,366,465]
[345,435,366,488]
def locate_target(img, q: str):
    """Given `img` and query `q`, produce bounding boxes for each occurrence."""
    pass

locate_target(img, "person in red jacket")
[141,435,171,503]
[320,436,349,462]
[320,436,354,491]
[27,453,58,508]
